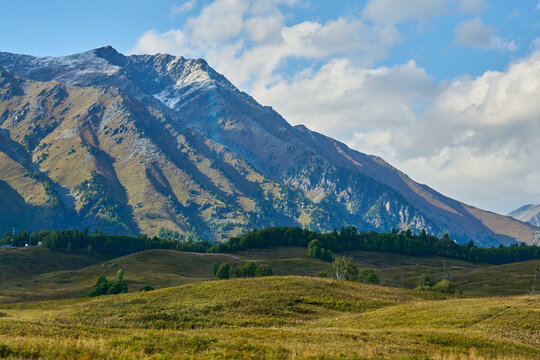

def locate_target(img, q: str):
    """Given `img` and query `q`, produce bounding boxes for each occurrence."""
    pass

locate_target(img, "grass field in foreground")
[0,276,538,359]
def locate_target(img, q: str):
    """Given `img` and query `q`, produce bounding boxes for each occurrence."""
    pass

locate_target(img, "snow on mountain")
[509,204,540,227]
[1,46,539,245]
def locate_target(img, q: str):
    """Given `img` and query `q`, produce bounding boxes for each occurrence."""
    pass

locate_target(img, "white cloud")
[171,1,197,15]
[363,0,450,25]
[131,29,188,55]
[187,0,250,43]
[245,15,285,44]
[253,59,437,145]
[260,50,540,213]
[458,0,487,15]
[130,0,539,213]
[454,18,517,50]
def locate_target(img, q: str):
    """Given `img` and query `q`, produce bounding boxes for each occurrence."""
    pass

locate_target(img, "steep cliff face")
[0,47,538,245]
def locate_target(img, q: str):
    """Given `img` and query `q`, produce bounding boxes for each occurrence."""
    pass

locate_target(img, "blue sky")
[2,0,540,213]
[2,0,538,80]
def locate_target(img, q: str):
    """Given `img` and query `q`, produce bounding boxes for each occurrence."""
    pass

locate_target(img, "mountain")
[0,46,539,246]
[509,204,540,227]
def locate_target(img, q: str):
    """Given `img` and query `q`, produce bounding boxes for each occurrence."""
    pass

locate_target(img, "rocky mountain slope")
[1,46,538,246]
[509,204,540,227]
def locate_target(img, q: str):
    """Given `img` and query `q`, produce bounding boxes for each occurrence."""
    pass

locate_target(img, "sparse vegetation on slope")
[0,277,537,359]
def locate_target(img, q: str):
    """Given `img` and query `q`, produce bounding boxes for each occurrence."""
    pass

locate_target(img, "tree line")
[209,226,540,265]
[0,229,210,254]
[2,227,539,265]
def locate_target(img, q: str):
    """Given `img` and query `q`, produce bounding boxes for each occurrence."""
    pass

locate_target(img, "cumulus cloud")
[363,0,450,25]
[186,0,249,43]
[171,1,197,15]
[454,18,517,50]
[132,3,403,88]
[259,50,540,212]
[458,0,487,15]
[253,59,438,146]
[131,0,537,212]
[131,29,188,55]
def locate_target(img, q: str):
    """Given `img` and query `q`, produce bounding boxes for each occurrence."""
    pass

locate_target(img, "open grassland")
[0,247,112,282]
[0,276,538,359]
[0,246,539,303]
[0,247,330,303]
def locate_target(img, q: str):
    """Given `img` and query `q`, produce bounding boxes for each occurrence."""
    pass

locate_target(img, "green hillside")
[0,247,330,303]
[1,245,538,304]
[0,277,537,359]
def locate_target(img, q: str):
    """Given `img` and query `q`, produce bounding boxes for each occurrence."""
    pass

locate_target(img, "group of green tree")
[415,273,455,293]
[209,227,540,265]
[318,256,380,284]
[89,269,155,297]
[90,269,128,297]
[213,262,273,279]
[307,239,333,261]
[0,229,211,254]
[2,226,539,265]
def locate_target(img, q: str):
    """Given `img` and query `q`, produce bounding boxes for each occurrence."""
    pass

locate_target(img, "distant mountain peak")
[91,46,127,67]
[0,47,538,246]
[508,204,540,227]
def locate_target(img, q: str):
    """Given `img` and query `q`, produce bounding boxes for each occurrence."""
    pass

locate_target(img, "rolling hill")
[1,245,538,303]
[1,47,539,245]
[0,276,537,359]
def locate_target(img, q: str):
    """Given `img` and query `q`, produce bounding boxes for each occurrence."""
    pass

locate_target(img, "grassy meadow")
[0,246,539,358]
[0,277,538,359]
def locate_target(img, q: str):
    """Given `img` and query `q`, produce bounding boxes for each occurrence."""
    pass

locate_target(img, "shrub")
[255,264,273,277]
[90,276,111,297]
[307,239,333,261]
[139,285,154,292]
[416,273,435,290]
[432,279,455,293]
[235,262,257,277]
[215,263,231,279]
[327,256,358,281]
[317,271,328,278]
[357,268,379,284]
[107,280,128,295]
[89,270,128,297]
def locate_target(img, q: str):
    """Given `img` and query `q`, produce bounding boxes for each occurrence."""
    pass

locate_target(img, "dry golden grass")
[0,276,537,359]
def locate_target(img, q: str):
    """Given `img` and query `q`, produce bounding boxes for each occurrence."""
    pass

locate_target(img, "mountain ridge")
[0,46,538,246]
[509,204,540,227]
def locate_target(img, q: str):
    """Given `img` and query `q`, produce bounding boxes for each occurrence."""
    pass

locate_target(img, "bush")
[327,256,358,281]
[107,280,128,295]
[89,270,128,297]
[222,262,274,278]
[215,263,231,279]
[317,271,328,278]
[416,273,435,290]
[307,239,333,261]
[139,285,154,292]
[432,279,455,293]
[357,268,379,284]
[235,262,257,277]
[255,264,273,277]
[90,276,111,297]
